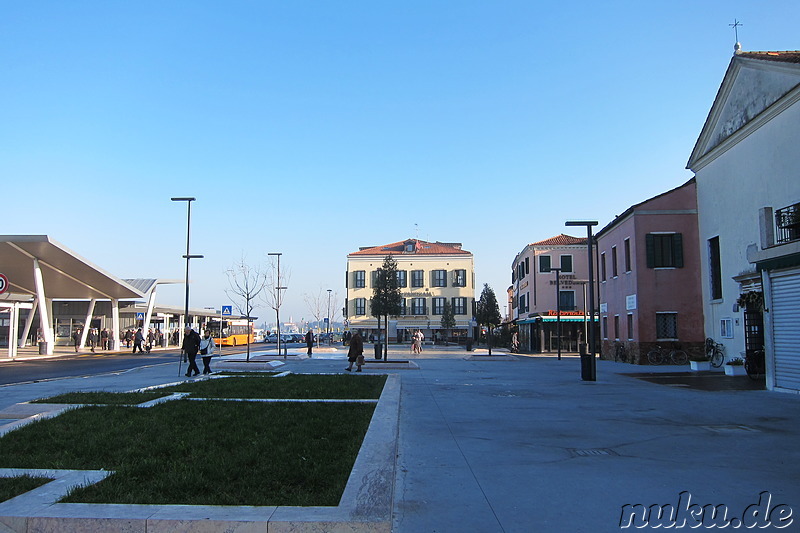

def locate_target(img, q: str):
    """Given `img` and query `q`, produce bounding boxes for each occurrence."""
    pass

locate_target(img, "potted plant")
[690,355,712,372]
[724,357,746,376]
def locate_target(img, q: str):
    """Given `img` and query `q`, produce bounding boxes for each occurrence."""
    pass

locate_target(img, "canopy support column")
[32,259,54,355]
[19,299,38,348]
[111,299,121,351]
[80,299,97,351]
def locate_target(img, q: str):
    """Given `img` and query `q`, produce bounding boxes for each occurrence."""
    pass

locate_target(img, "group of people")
[411,329,425,354]
[182,327,217,377]
[70,327,112,352]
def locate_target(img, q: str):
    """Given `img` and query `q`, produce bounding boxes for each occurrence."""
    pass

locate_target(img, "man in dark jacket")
[182,327,202,377]
[305,330,314,356]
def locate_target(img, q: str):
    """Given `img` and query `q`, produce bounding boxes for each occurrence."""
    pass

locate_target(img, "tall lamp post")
[326,289,332,344]
[551,267,562,360]
[268,253,286,358]
[566,220,598,381]
[171,197,203,376]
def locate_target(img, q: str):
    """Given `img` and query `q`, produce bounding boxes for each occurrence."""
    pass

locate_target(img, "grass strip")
[0,475,53,502]
[159,374,387,399]
[0,400,374,506]
[31,391,171,405]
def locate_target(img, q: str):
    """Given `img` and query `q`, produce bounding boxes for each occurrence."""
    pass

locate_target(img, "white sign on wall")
[626,295,637,311]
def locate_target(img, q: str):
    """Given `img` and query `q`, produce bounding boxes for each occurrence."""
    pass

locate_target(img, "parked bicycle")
[613,341,628,363]
[647,344,689,365]
[705,338,725,368]
[745,349,766,380]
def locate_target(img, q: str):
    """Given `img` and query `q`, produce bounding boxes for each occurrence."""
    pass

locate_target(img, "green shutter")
[646,234,655,268]
[673,233,684,268]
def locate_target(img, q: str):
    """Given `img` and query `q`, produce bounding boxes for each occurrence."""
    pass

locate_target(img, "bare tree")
[303,288,326,345]
[261,254,291,357]
[225,255,268,362]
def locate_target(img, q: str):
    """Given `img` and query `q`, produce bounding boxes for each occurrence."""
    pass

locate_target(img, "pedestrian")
[88,328,97,352]
[132,328,145,354]
[199,329,217,375]
[182,326,202,377]
[345,330,364,372]
[305,329,314,356]
[146,328,154,354]
[124,329,133,348]
[100,328,109,350]
[72,327,81,353]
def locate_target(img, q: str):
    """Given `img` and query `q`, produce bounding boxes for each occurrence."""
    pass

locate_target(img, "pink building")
[595,178,704,364]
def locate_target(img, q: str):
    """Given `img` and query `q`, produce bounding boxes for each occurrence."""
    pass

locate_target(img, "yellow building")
[346,239,475,344]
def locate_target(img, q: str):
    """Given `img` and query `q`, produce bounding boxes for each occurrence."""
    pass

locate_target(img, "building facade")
[687,48,800,392]
[511,234,595,353]
[345,239,475,343]
[595,179,705,364]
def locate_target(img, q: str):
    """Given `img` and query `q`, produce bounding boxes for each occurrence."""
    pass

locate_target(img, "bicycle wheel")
[670,350,688,365]
[647,350,664,365]
[710,348,724,368]
[745,359,760,380]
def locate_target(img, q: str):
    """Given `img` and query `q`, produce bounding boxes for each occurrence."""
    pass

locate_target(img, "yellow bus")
[206,319,253,347]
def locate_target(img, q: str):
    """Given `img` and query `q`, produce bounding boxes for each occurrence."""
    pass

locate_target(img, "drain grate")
[569,448,618,457]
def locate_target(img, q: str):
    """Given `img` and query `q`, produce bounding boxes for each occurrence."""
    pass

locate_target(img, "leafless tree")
[225,255,268,362]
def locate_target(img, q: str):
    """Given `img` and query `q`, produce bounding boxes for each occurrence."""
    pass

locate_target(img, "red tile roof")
[349,239,471,256]
[530,234,586,247]
[738,51,800,64]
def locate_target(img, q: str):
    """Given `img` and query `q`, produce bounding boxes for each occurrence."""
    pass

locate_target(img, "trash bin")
[579,343,596,381]
[38,342,47,355]
[374,343,382,359]
[466,340,473,352]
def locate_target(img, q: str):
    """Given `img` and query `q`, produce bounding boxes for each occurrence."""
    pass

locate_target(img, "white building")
[687,47,800,392]
[346,239,475,343]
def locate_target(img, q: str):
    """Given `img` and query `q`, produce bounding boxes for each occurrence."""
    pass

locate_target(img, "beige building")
[346,239,475,344]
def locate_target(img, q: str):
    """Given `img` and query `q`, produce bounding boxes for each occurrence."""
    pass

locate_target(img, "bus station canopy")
[0,235,144,301]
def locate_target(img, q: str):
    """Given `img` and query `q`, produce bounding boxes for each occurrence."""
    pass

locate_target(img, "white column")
[8,303,19,360]
[19,299,39,348]
[144,286,157,333]
[80,299,97,351]
[32,259,54,355]
[111,299,121,351]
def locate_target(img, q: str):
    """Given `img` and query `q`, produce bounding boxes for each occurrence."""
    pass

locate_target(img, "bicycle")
[613,341,628,363]
[745,349,766,380]
[705,338,725,368]
[647,344,689,365]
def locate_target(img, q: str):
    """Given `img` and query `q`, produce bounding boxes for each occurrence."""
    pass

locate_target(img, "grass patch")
[0,475,53,502]
[159,374,387,399]
[0,401,375,506]
[31,391,171,405]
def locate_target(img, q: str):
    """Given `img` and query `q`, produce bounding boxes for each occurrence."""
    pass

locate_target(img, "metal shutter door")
[771,269,800,391]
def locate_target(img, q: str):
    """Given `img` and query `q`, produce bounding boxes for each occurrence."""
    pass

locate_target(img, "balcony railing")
[776,203,800,244]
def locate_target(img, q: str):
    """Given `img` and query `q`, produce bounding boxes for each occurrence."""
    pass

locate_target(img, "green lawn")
[0,475,53,502]
[0,374,386,506]
[31,391,171,405]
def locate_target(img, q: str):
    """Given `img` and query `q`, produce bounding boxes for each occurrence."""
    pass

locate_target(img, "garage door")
[771,268,800,391]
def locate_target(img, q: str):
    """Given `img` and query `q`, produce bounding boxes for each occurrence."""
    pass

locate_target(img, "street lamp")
[551,267,562,361]
[171,197,203,376]
[268,253,285,358]
[327,289,332,344]
[566,220,598,381]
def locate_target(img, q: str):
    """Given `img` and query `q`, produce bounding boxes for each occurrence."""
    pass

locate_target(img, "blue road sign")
[136,312,145,321]
[222,306,233,316]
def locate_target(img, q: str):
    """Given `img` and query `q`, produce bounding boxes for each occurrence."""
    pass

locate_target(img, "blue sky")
[2,1,798,326]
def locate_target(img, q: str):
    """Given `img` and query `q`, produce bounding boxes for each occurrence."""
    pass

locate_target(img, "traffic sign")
[0,273,7,295]
[221,306,233,316]
[135,312,145,321]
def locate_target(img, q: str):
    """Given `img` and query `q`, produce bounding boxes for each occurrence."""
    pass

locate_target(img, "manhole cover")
[569,448,618,457]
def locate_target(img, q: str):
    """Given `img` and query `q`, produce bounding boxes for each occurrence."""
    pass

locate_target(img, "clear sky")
[2,1,798,327]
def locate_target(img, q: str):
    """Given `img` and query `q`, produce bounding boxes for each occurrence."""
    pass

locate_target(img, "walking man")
[182,326,202,377]
[305,329,314,356]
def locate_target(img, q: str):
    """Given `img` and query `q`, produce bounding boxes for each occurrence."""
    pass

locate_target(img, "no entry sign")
[0,273,8,295]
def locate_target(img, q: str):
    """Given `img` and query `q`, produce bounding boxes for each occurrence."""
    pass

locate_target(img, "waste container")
[466,340,473,352]
[38,342,47,355]
[374,343,382,359]
[579,343,596,381]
